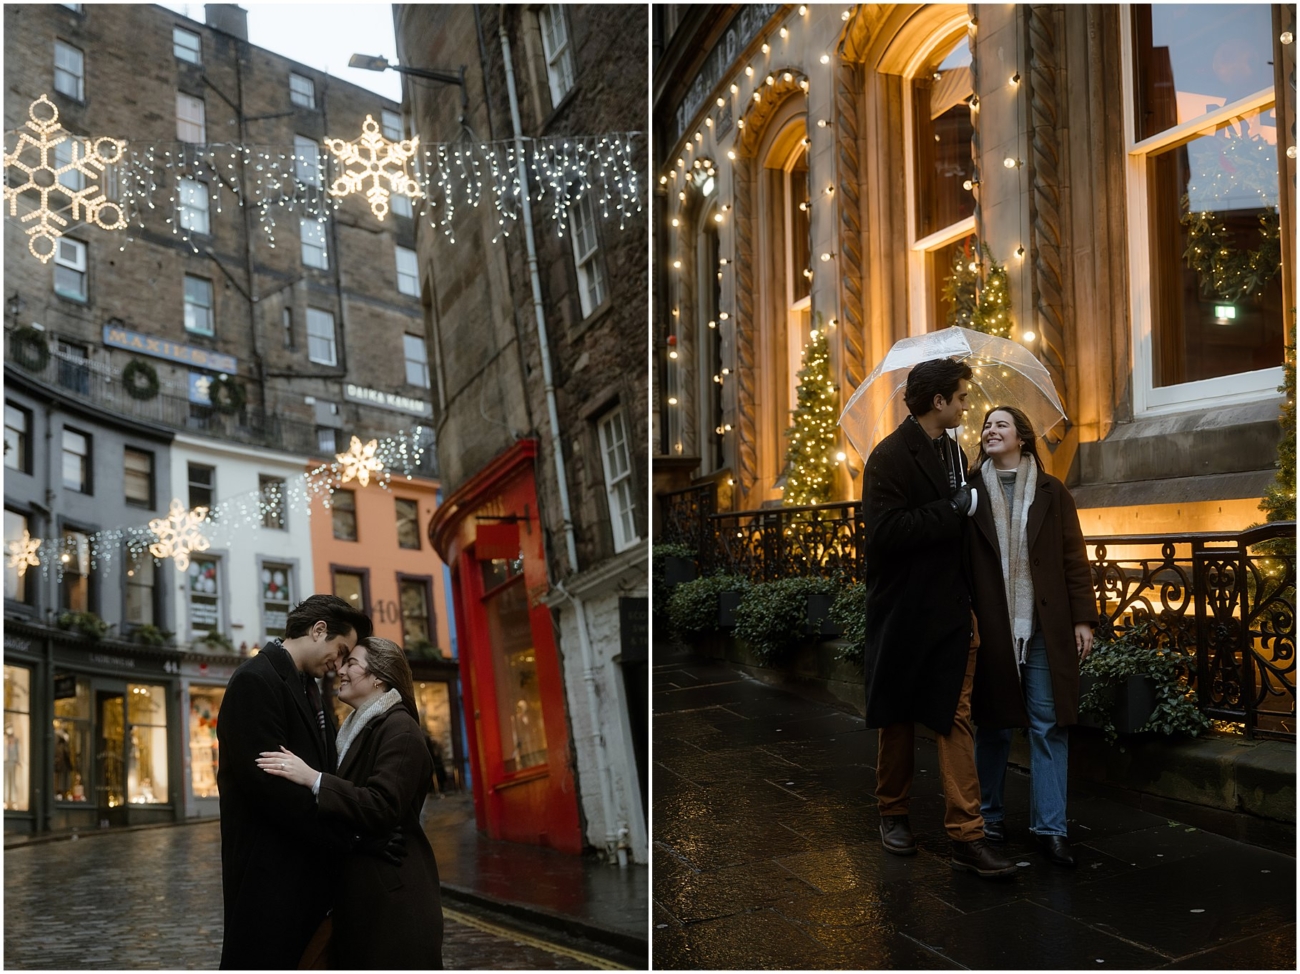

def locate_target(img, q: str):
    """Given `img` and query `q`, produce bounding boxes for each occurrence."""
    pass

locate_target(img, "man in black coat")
[217,594,372,969]
[862,357,1016,879]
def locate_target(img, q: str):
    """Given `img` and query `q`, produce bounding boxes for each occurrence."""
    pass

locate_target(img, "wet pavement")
[421,790,649,965]
[653,652,1297,970]
[3,817,612,969]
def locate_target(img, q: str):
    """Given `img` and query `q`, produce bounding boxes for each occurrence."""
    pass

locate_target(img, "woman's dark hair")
[974,405,1044,468]
[284,594,373,642]
[904,357,974,416]
[356,637,419,722]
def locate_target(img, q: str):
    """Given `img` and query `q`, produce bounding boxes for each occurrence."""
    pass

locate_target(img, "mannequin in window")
[54,727,72,800]
[4,724,20,808]
[510,698,544,770]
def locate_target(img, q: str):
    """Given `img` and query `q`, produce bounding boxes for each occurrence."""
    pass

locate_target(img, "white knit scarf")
[982,454,1037,665]
[335,688,401,768]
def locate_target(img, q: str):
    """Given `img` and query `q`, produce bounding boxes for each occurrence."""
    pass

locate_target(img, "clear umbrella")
[838,326,1067,462]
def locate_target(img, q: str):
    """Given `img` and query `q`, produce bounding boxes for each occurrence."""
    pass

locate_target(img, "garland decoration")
[9,325,51,371]
[208,374,246,415]
[941,242,1013,338]
[121,359,160,401]
[1180,203,1281,304]
[1259,315,1296,529]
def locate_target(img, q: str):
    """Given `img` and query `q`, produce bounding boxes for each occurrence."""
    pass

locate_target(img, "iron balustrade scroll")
[662,493,1294,739]
[660,483,717,554]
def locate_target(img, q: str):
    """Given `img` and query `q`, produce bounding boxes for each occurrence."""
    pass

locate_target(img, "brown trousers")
[875,642,984,841]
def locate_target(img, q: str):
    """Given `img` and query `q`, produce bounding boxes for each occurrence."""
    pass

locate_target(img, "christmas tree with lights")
[1259,316,1295,528]
[783,321,839,507]
[972,244,1012,338]
[941,241,980,329]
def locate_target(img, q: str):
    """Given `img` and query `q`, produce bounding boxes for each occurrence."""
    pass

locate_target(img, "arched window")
[906,26,977,333]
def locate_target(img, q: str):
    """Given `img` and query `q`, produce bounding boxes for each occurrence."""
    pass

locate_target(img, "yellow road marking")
[442,906,631,970]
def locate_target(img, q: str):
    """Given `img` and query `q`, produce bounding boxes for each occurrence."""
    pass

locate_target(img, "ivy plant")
[665,574,751,639]
[652,543,698,615]
[1079,625,1211,744]
[733,576,837,664]
[133,624,173,647]
[827,583,867,665]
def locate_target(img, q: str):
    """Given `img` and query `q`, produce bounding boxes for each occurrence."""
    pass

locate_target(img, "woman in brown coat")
[258,637,443,968]
[967,406,1098,867]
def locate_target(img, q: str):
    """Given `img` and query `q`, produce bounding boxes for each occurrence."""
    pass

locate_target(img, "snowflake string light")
[336,436,385,487]
[149,499,211,571]
[6,530,41,578]
[325,115,423,221]
[3,94,127,260]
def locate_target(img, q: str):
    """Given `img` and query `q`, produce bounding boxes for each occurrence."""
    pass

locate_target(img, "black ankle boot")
[879,815,916,856]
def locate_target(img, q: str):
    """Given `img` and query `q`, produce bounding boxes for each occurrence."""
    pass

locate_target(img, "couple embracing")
[216,595,444,969]
[862,358,1097,878]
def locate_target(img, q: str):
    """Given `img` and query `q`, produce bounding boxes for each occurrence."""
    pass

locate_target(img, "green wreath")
[1181,199,1281,304]
[208,374,246,415]
[9,326,50,371]
[121,359,160,401]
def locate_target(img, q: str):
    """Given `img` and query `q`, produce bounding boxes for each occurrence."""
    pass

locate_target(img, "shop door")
[96,692,126,827]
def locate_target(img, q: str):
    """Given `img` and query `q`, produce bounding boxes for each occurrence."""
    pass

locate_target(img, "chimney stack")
[204,4,248,41]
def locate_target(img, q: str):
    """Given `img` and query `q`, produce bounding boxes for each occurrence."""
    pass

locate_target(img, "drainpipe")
[497,10,624,864]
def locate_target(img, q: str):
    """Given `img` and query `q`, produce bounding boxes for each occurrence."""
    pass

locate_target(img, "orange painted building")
[307,471,460,774]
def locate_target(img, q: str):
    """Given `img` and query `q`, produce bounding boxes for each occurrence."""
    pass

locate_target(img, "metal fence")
[660,482,1296,740]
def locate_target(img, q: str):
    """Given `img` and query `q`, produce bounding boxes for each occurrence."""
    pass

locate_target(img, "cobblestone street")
[4,821,605,970]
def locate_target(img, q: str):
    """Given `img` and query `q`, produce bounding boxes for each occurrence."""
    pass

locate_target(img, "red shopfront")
[429,440,582,854]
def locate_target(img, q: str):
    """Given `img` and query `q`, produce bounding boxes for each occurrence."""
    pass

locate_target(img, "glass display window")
[414,680,453,789]
[188,686,223,799]
[189,556,221,634]
[3,665,31,811]
[127,684,168,804]
[53,675,90,803]
[399,577,433,647]
[261,563,293,639]
[484,579,547,774]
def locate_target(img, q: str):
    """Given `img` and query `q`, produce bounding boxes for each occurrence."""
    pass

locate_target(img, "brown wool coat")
[318,705,444,970]
[966,467,1099,728]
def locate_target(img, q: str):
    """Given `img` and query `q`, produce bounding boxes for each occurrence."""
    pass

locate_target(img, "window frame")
[173,26,202,64]
[403,333,430,388]
[176,91,206,144]
[258,474,288,530]
[5,401,32,475]
[183,274,215,337]
[596,407,639,552]
[1119,9,1285,414]
[54,39,85,102]
[258,557,297,640]
[178,177,210,235]
[396,573,436,648]
[330,565,370,616]
[293,135,320,188]
[381,110,403,141]
[570,191,606,317]
[331,488,358,541]
[59,524,94,613]
[123,446,155,509]
[289,72,317,109]
[187,462,215,511]
[395,245,420,297]
[62,426,91,494]
[186,553,225,640]
[537,4,575,107]
[300,217,328,270]
[394,497,421,550]
[123,544,159,628]
[53,238,88,301]
[5,508,35,605]
[305,307,337,366]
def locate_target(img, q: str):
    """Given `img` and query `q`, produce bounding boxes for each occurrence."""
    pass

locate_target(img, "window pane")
[306,308,336,365]
[301,218,328,269]
[403,333,429,387]
[1132,5,1275,142]
[53,676,90,803]
[124,448,152,506]
[391,193,413,218]
[188,686,223,798]
[54,41,83,100]
[1146,105,1283,386]
[395,246,420,296]
[317,426,337,454]
[4,666,32,811]
[395,498,420,549]
[260,476,287,529]
[53,239,87,300]
[173,27,201,63]
[184,275,214,335]
[177,93,205,143]
[399,580,430,645]
[5,511,30,603]
[62,429,87,491]
[125,547,155,626]
[179,178,209,234]
[5,404,28,473]
[126,684,168,804]
[261,563,293,638]
[61,529,90,611]
[485,581,546,773]
[333,570,364,612]
[294,135,320,187]
[332,489,357,540]
[188,463,214,510]
[381,110,403,141]
[289,73,316,108]
[913,36,974,239]
[188,557,220,632]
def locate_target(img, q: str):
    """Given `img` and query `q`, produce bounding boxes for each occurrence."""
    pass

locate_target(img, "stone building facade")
[653,3,1295,536]
[395,4,649,863]
[3,3,449,833]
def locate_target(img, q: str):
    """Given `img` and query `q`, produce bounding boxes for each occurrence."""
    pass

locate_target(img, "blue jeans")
[974,632,1070,837]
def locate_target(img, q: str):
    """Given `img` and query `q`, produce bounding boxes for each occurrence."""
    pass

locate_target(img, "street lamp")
[348,54,468,112]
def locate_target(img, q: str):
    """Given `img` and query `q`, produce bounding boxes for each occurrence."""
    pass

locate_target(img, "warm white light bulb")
[820,53,830,64]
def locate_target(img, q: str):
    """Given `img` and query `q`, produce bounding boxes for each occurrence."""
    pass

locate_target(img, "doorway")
[96,691,125,827]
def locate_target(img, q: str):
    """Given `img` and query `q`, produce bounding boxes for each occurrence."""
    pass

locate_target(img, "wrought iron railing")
[659,485,1295,739]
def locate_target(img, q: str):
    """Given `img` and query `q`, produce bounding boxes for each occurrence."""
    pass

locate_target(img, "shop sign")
[191,601,219,628]
[344,383,433,418]
[54,673,77,700]
[189,371,213,405]
[619,597,648,663]
[54,643,178,676]
[102,324,238,375]
[672,3,781,144]
[476,521,520,561]
[4,635,32,653]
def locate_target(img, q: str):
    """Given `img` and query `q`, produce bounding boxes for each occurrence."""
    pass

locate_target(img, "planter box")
[663,556,697,588]
[717,590,742,629]
[1079,674,1158,735]
[804,593,843,637]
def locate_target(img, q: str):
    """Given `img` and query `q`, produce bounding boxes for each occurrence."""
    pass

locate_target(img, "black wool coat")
[862,417,974,733]
[966,467,1100,728]
[217,642,343,970]
[319,704,444,971]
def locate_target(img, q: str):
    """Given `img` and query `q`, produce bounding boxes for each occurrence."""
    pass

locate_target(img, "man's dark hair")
[904,358,974,417]
[284,594,372,642]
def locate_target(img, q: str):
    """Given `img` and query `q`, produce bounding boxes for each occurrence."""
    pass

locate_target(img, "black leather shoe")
[879,815,917,856]
[950,838,1018,878]
[1038,834,1077,867]
[983,820,1007,843]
